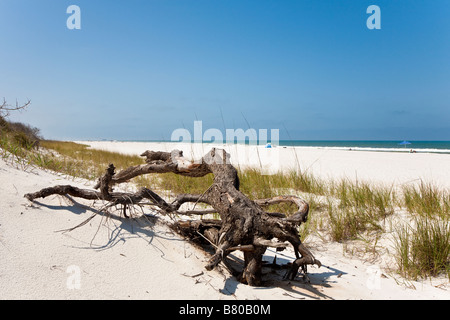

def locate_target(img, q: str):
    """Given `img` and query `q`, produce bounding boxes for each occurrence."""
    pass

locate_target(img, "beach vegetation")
[402,181,449,219]
[1,135,448,281]
[394,216,449,280]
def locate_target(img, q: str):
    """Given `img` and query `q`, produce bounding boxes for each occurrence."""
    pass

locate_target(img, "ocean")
[125,140,450,154]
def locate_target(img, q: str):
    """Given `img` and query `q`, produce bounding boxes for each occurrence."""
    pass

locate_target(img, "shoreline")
[75,140,450,190]
[75,139,450,154]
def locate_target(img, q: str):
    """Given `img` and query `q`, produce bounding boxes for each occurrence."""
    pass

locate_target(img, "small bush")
[0,116,41,150]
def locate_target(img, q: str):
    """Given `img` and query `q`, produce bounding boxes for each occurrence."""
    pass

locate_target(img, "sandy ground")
[1,141,449,300]
[76,141,450,190]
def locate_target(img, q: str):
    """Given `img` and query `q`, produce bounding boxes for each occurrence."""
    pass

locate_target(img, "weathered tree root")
[24,148,321,286]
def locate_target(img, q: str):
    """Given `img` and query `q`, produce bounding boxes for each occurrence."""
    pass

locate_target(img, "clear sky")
[1,0,449,141]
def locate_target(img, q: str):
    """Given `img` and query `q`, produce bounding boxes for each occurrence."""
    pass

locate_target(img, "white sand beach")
[76,141,450,190]
[1,141,449,300]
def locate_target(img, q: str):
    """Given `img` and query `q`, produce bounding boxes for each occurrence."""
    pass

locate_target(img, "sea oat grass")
[402,182,449,219]
[395,216,450,280]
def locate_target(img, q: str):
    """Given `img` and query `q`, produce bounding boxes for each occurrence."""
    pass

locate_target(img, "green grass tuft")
[395,216,449,280]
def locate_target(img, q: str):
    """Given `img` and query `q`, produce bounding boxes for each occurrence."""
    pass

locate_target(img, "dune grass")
[402,182,449,219]
[40,140,144,178]
[2,138,448,280]
[395,217,449,280]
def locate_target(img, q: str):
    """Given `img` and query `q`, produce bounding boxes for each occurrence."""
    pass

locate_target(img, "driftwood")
[24,148,321,286]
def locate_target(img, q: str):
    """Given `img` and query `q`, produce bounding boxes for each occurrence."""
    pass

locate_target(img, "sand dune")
[1,141,449,300]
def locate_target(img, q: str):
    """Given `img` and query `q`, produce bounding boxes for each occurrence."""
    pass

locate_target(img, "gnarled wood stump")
[24,148,321,286]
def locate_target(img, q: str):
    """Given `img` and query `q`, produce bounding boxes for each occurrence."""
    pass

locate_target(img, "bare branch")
[254,195,309,224]
[0,98,31,117]
[25,148,320,286]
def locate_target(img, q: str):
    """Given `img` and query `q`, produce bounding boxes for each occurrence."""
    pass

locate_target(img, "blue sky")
[1,0,449,140]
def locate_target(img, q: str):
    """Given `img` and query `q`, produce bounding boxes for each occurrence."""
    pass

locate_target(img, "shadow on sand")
[218,249,344,300]
[29,196,182,253]
[30,195,342,299]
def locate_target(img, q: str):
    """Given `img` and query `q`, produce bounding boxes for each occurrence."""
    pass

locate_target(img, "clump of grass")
[402,182,449,219]
[41,140,144,179]
[239,168,278,199]
[326,202,384,242]
[331,179,395,218]
[326,200,352,241]
[324,178,396,242]
[238,168,327,202]
[394,216,449,280]
[28,152,64,172]
[287,170,326,195]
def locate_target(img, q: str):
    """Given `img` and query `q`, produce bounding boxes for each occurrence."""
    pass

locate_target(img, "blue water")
[128,139,450,154]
